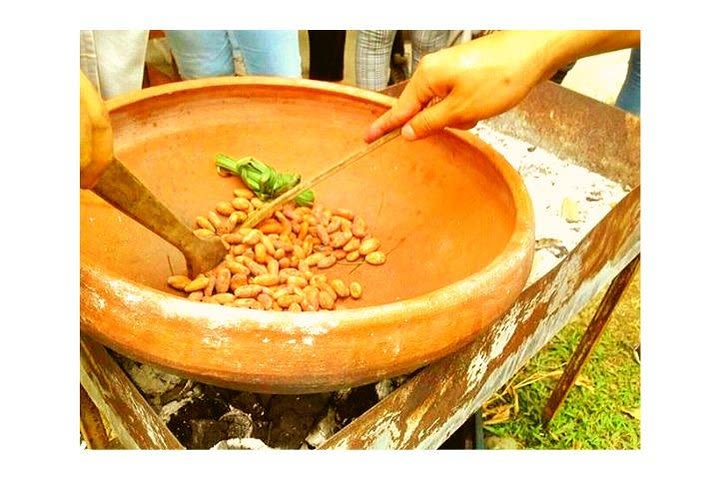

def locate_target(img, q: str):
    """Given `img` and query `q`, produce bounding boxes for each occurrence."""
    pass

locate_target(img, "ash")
[117,355,411,450]
[471,123,631,284]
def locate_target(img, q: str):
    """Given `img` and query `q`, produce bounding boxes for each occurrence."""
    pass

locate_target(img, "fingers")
[364,64,442,143]
[80,72,111,130]
[403,98,455,140]
[364,91,422,143]
[80,105,93,171]
[79,71,114,189]
[364,106,404,143]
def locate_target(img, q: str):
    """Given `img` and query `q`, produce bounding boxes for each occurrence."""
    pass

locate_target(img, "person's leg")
[355,30,396,90]
[308,30,347,81]
[409,30,449,74]
[228,30,301,77]
[615,47,640,115]
[164,30,234,79]
[82,30,149,99]
[388,30,408,85]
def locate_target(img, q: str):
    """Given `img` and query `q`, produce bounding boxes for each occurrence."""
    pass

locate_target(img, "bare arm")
[365,30,640,142]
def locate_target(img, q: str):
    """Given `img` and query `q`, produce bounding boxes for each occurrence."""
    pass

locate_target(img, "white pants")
[80,30,149,100]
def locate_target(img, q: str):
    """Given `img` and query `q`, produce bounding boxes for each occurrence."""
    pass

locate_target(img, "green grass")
[482,268,641,449]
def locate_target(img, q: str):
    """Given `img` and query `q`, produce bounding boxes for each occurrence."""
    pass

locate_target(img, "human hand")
[365,32,548,142]
[365,30,639,142]
[80,71,113,188]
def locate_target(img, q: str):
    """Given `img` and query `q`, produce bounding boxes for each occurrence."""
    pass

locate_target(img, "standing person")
[308,30,347,82]
[615,47,641,115]
[164,30,301,79]
[364,30,640,142]
[80,30,149,99]
[356,30,449,90]
[388,31,409,85]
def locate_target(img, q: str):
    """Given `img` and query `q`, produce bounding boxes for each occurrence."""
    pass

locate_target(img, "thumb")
[402,99,453,140]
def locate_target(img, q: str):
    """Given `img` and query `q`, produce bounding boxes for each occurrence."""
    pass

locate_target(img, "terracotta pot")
[80,77,534,394]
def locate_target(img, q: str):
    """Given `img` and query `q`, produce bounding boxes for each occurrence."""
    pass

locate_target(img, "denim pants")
[165,30,301,79]
[615,47,640,115]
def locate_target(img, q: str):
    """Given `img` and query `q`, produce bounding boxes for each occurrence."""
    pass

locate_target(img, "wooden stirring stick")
[81,71,226,278]
[91,158,227,278]
[242,129,401,229]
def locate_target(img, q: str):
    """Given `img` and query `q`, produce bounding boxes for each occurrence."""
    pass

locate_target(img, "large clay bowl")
[80,77,534,394]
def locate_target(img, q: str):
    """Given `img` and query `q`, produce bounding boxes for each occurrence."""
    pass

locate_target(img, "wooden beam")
[80,336,184,449]
[80,385,114,449]
[542,254,640,424]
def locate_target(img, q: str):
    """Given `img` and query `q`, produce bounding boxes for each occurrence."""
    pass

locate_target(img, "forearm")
[505,30,641,80]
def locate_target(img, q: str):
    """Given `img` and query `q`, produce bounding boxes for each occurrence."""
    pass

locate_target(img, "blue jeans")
[165,30,301,79]
[616,47,640,115]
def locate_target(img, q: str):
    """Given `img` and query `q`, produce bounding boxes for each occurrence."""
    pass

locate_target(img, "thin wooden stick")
[241,129,401,229]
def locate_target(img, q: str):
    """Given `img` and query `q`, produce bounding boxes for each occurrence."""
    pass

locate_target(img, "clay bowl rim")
[81,77,534,384]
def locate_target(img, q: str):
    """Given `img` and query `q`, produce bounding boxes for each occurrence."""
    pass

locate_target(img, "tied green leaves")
[215,154,314,207]
[293,189,315,207]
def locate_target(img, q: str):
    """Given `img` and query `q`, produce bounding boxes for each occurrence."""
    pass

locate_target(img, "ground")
[481,268,640,449]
